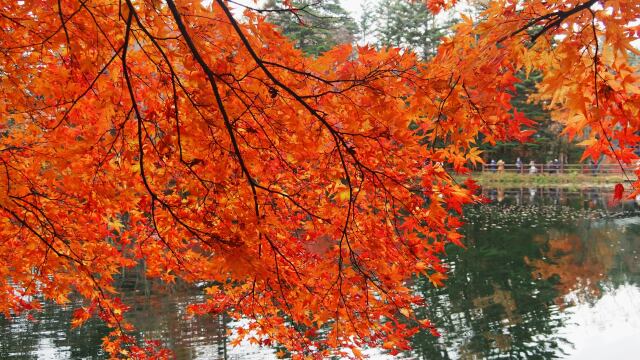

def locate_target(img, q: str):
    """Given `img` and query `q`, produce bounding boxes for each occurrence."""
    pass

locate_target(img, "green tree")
[374,0,450,59]
[264,0,358,56]
[482,72,582,165]
[359,0,375,44]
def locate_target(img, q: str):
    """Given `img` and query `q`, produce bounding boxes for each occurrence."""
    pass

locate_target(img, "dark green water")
[2,187,639,359]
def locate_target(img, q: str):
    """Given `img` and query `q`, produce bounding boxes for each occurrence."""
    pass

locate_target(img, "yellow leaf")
[337,189,350,201]
[577,138,596,147]
[107,218,124,232]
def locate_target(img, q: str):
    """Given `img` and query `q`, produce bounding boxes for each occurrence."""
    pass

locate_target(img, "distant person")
[553,158,560,173]
[515,157,523,173]
[489,159,497,173]
[529,161,537,174]
[590,159,598,175]
[497,159,505,174]
[547,159,554,174]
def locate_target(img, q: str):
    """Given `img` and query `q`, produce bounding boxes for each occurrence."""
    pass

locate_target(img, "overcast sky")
[340,0,366,20]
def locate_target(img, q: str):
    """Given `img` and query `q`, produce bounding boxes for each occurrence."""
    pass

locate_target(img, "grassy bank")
[459,172,632,187]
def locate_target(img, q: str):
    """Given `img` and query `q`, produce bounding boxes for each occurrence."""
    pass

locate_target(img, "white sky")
[340,0,366,20]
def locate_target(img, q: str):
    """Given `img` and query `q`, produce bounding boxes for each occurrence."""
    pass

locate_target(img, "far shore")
[458,172,635,188]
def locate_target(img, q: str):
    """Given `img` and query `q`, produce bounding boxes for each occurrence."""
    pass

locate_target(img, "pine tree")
[359,0,375,44]
[264,0,358,56]
[374,0,450,59]
[483,72,581,164]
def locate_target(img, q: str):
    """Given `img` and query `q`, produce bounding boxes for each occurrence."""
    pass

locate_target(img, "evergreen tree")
[359,0,375,44]
[264,0,358,56]
[482,72,582,164]
[374,0,450,59]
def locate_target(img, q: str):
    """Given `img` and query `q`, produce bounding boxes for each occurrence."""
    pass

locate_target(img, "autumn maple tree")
[0,0,638,357]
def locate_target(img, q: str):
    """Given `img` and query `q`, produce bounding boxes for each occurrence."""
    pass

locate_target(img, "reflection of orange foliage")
[526,230,617,305]
[472,285,518,321]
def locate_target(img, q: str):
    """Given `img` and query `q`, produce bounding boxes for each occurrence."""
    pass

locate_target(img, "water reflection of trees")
[3,189,639,359]
[527,231,612,306]
[0,274,230,359]
[0,299,109,359]
[409,224,569,359]
[482,186,640,213]
[408,189,640,359]
[528,223,640,307]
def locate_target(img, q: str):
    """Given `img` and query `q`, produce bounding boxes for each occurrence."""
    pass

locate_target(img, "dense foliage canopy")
[1,0,639,357]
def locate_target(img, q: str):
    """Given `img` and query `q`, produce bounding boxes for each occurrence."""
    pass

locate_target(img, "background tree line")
[263,0,447,60]
[264,0,586,166]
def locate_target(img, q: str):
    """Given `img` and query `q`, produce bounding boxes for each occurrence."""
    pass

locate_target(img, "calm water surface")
[2,187,639,359]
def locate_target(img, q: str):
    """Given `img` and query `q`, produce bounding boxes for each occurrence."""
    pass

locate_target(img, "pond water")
[2,187,640,359]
